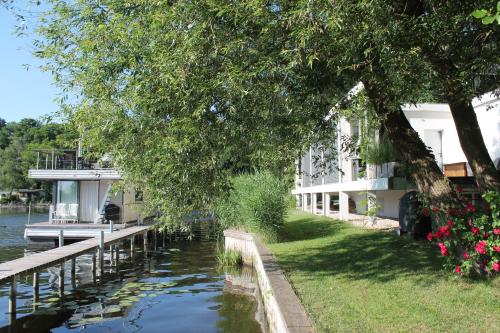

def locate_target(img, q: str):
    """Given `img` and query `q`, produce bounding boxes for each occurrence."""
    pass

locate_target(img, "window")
[57,181,79,204]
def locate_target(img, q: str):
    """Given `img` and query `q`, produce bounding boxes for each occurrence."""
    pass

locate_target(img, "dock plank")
[0,225,151,283]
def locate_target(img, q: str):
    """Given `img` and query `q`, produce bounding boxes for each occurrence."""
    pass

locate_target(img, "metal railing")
[33,149,112,170]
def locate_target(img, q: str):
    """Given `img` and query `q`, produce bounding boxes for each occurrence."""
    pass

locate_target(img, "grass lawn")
[267,210,500,333]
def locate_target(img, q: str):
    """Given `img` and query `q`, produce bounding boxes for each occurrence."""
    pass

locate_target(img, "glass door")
[57,181,79,204]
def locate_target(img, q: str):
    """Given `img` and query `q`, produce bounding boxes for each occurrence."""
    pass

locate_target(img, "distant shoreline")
[0,203,50,209]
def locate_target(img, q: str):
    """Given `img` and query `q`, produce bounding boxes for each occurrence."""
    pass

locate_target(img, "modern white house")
[292,91,500,224]
[25,149,144,244]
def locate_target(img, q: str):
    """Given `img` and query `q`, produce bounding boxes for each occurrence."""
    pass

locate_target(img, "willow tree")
[31,0,485,219]
[33,1,339,223]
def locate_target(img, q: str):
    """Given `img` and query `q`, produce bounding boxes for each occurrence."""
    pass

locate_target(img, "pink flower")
[466,203,476,213]
[493,228,500,236]
[493,262,500,272]
[455,265,461,274]
[471,226,480,235]
[438,242,449,256]
[475,241,487,255]
[426,232,433,241]
[493,246,500,253]
[447,220,454,228]
[422,207,430,217]
[439,226,451,238]
[432,207,439,213]
[484,232,490,239]
[463,252,471,260]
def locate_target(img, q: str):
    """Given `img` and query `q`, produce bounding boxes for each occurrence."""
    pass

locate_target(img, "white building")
[25,149,144,244]
[292,92,500,223]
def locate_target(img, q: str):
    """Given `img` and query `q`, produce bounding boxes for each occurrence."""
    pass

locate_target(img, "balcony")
[29,149,121,180]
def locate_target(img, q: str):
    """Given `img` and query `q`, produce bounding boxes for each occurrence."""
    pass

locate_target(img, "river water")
[0,208,264,333]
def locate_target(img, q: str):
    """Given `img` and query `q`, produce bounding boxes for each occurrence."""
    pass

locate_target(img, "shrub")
[213,171,289,242]
[426,190,500,277]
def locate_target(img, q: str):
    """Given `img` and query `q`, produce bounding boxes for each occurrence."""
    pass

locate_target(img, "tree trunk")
[423,52,500,193]
[446,96,500,192]
[404,0,500,193]
[362,78,461,207]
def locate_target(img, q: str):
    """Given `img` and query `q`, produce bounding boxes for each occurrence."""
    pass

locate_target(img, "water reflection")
[0,241,264,333]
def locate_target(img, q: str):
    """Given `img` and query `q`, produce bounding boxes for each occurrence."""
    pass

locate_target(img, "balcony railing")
[33,149,113,170]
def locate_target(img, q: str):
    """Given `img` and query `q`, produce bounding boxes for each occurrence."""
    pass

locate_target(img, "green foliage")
[472,2,500,25]
[359,134,397,165]
[216,248,243,268]
[0,193,20,204]
[213,172,289,242]
[0,117,77,192]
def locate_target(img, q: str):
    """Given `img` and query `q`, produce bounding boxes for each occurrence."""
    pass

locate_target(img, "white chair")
[67,204,79,223]
[52,203,68,224]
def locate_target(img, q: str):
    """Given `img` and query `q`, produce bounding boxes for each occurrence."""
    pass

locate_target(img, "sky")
[0,4,61,123]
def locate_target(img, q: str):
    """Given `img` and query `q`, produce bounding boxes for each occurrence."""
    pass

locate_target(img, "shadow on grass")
[276,213,447,285]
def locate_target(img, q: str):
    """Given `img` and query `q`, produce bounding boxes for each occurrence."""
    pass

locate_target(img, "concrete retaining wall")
[224,230,314,333]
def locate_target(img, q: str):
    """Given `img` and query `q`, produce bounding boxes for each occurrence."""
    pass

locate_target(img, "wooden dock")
[0,224,153,317]
[0,225,150,283]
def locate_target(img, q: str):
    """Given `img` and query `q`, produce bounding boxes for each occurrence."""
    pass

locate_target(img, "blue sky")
[0,4,61,123]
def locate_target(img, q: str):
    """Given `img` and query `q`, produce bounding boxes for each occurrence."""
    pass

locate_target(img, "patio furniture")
[51,203,79,224]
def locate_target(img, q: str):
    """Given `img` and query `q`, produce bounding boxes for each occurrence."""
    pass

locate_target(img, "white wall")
[474,93,500,165]
[403,96,500,168]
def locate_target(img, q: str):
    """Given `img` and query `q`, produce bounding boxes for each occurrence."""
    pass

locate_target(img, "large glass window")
[57,181,79,204]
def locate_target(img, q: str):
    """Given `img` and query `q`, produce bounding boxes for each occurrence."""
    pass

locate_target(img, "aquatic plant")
[216,249,243,268]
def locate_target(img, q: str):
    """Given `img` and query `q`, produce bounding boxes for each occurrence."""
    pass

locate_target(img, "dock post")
[92,251,97,284]
[59,261,65,297]
[33,272,39,308]
[130,236,134,258]
[115,245,119,271]
[109,245,114,267]
[9,276,16,315]
[59,230,64,247]
[99,231,105,275]
[109,221,114,233]
[143,232,148,255]
[71,258,76,289]
[27,203,31,225]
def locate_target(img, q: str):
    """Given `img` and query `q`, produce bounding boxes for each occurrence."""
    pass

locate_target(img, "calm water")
[0,209,264,333]
[0,207,48,263]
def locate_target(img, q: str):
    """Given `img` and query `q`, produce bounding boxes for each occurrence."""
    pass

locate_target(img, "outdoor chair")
[51,203,79,223]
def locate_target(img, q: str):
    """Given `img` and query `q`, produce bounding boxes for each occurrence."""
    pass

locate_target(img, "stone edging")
[224,229,315,333]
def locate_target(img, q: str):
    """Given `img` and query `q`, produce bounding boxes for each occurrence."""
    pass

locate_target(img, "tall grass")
[213,171,289,242]
[216,248,243,267]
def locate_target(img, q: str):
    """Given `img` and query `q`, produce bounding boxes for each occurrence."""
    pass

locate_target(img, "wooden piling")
[9,276,16,314]
[71,258,76,289]
[59,261,65,297]
[59,230,64,247]
[33,272,39,303]
[99,231,104,275]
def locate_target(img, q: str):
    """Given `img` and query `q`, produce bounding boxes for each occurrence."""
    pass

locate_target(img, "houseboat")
[25,149,144,246]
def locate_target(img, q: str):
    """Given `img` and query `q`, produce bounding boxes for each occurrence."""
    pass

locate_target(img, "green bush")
[213,171,289,242]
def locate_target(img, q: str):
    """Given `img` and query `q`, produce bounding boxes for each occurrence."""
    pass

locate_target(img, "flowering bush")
[426,190,500,277]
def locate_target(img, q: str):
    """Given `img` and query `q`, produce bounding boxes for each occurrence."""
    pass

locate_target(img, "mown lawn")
[268,210,500,333]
